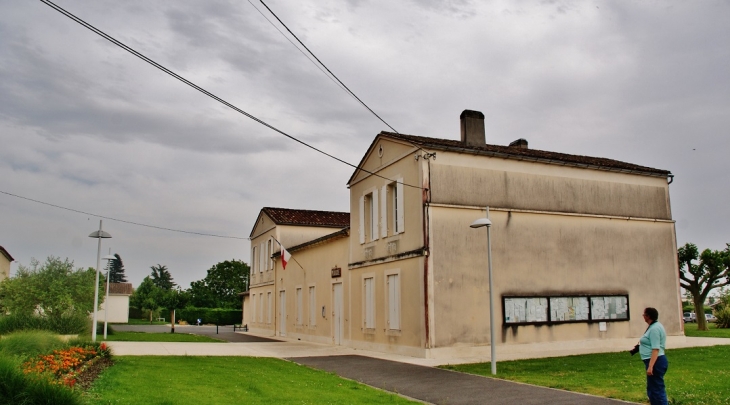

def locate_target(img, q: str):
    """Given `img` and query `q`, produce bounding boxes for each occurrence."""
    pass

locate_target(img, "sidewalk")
[107,333,730,367]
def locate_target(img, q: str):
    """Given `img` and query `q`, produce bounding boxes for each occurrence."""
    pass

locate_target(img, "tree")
[160,288,189,333]
[150,264,176,290]
[130,276,163,323]
[0,257,100,319]
[188,260,249,309]
[678,243,730,331]
[108,253,127,283]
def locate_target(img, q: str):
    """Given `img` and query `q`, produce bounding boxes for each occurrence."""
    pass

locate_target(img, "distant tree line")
[130,260,249,330]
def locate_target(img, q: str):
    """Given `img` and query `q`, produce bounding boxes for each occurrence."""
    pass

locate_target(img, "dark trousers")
[643,355,668,405]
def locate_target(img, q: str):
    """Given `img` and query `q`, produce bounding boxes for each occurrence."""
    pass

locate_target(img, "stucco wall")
[348,138,425,265]
[430,206,682,349]
[347,256,425,355]
[0,256,10,282]
[275,236,349,344]
[429,162,671,219]
[95,295,130,324]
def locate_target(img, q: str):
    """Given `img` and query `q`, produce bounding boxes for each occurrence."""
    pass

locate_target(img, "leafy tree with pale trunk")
[160,288,189,333]
[130,276,163,323]
[678,243,730,331]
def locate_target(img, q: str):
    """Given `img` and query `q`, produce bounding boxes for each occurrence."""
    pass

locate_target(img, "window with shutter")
[387,274,400,330]
[364,277,375,329]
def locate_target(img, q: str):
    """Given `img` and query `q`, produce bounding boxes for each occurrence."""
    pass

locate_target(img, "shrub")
[0,331,66,360]
[715,306,730,329]
[0,314,88,335]
[0,356,81,405]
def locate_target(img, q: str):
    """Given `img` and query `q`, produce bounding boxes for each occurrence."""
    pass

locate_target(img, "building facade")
[247,111,683,358]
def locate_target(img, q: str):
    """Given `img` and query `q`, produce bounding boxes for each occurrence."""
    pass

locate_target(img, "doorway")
[279,290,286,336]
[332,283,343,345]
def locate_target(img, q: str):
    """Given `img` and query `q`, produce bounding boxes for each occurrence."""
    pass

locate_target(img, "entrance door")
[279,291,286,336]
[332,283,343,345]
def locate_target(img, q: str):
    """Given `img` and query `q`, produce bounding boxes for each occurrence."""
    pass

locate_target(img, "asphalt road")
[290,355,637,405]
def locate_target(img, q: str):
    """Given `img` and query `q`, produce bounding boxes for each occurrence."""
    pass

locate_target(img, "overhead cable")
[0,189,249,240]
[39,0,422,189]
[258,0,399,134]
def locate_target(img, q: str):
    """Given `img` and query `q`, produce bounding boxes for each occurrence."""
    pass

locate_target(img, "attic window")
[378,144,384,157]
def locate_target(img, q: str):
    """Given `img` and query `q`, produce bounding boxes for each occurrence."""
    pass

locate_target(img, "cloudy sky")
[1,0,728,289]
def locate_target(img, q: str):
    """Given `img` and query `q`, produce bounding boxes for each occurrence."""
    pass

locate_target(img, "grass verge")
[118,319,169,326]
[441,345,730,405]
[683,322,730,338]
[85,356,416,404]
[102,332,224,342]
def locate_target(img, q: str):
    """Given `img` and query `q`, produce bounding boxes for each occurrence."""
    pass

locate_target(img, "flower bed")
[23,342,112,388]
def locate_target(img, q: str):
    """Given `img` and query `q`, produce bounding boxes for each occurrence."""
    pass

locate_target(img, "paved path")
[290,355,634,405]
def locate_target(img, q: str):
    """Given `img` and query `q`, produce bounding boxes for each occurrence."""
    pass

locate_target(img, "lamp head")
[470,218,492,228]
[88,230,112,239]
[102,255,117,261]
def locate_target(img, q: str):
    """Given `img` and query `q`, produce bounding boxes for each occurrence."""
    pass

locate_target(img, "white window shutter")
[359,195,365,244]
[259,242,265,272]
[396,180,405,234]
[380,185,388,238]
[388,274,400,330]
[371,189,379,240]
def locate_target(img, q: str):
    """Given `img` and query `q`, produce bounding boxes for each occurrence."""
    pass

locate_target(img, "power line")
[0,189,250,240]
[244,0,350,96]
[258,0,399,134]
[39,0,422,190]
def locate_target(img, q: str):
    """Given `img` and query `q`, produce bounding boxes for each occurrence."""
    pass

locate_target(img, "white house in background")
[95,282,133,323]
[0,245,13,282]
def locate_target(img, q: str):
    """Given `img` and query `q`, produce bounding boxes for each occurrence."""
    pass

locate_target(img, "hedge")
[176,307,242,325]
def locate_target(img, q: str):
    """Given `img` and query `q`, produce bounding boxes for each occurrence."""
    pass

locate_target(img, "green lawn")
[117,319,168,326]
[442,345,730,405]
[85,356,416,404]
[102,332,224,343]
[683,322,730,338]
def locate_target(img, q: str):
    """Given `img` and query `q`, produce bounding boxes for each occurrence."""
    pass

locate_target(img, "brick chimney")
[460,110,485,147]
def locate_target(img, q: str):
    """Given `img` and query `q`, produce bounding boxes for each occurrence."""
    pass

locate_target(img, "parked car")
[683,312,696,323]
[706,313,716,322]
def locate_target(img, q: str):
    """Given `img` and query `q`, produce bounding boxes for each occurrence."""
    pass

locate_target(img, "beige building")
[245,207,350,339]
[94,283,133,323]
[0,246,13,282]
[247,110,683,358]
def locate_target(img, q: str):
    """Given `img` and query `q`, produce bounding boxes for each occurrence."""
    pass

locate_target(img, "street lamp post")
[102,254,117,340]
[470,207,496,375]
[88,220,111,342]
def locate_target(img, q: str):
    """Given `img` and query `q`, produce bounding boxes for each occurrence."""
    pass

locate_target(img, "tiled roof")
[0,246,13,262]
[109,283,133,295]
[382,132,671,176]
[262,207,350,228]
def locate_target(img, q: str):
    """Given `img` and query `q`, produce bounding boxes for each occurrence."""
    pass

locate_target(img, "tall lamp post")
[102,254,117,340]
[88,220,111,342]
[470,207,496,375]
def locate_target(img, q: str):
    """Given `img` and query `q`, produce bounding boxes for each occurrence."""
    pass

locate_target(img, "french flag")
[281,246,292,270]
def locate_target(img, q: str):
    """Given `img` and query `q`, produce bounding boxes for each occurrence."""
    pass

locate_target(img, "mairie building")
[244,110,683,359]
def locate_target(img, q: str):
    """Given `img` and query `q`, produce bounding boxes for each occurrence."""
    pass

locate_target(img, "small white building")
[95,282,133,323]
[0,245,13,282]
